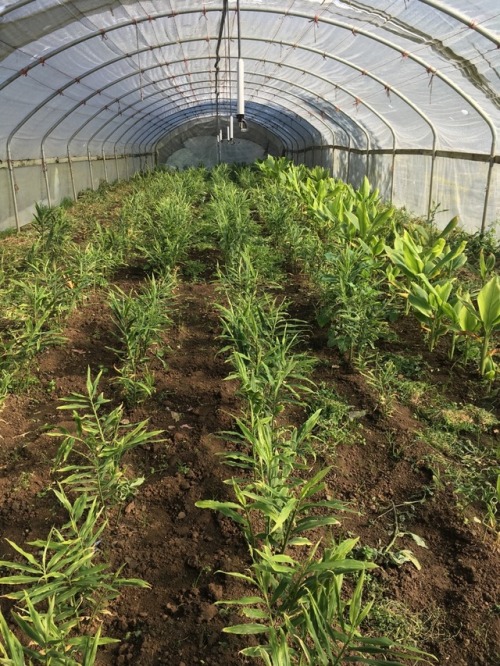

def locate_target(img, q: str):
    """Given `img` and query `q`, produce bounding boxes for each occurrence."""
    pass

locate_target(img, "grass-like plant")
[0,489,148,665]
[218,262,314,419]
[5,264,69,362]
[138,193,194,274]
[0,599,115,665]
[207,182,257,267]
[0,490,147,618]
[108,274,175,404]
[200,412,341,552]
[318,246,389,361]
[221,542,430,666]
[197,245,434,665]
[52,368,163,508]
[361,357,400,417]
[28,202,73,261]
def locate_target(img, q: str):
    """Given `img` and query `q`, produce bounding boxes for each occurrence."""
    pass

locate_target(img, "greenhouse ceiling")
[0,1,499,231]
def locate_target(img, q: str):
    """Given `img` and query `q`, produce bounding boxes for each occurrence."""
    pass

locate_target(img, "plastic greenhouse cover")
[0,1,499,230]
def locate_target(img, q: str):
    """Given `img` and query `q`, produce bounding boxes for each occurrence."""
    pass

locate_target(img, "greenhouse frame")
[1,3,500,666]
[0,0,499,233]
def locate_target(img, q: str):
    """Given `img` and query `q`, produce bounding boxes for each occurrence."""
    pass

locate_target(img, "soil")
[0,259,499,666]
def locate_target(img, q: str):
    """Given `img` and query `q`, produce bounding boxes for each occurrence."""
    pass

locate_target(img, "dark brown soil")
[0,266,499,666]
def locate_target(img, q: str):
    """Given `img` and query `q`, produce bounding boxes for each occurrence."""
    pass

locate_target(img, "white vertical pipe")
[237,59,245,116]
[229,115,234,140]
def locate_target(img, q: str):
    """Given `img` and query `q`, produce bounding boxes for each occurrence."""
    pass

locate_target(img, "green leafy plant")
[218,262,314,419]
[197,248,434,665]
[0,600,115,666]
[319,246,389,361]
[108,274,175,404]
[4,266,69,362]
[453,275,500,379]
[385,219,467,311]
[408,275,456,352]
[207,181,258,267]
[222,542,431,666]
[0,490,147,617]
[0,488,148,665]
[138,193,194,273]
[52,368,163,508]
[479,248,496,284]
[28,203,72,260]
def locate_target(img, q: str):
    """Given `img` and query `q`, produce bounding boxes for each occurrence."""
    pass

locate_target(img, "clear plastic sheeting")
[0,1,499,231]
[166,136,266,169]
[157,117,283,169]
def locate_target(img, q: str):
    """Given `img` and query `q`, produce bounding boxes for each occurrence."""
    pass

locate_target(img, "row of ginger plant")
[0,169,211,663]
[255,156,500,384]
[252,158,499,528]
[196,178,432,665]
[0,165,213,409]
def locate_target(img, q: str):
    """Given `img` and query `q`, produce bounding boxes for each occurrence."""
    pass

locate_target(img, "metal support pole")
[41,147,52,208]
[87,148,94,190]
[6,154,20,231]
[102,147,108,183]
[389,148,396,203]
[346,137,352,184]
[427,148,437,221]
[481,157,495,234]
[114,146,120,181]
[67,148,77,200]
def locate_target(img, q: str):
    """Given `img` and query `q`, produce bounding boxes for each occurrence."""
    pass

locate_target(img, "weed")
[310,383,364,450]
[182,258,207,282]
[13,471,32,492]
[381,352,428,380]
[361,357,400,417]
[439,403,498,435]
[418,423,500,535]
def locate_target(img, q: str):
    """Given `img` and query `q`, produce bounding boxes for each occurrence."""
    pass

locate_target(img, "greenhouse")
[0,2,499,665]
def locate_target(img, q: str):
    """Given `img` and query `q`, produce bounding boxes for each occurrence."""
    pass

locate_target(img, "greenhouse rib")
[89,73,371,152]
[9,34,400,151]
[0,5,493,147]
[25,35,419,161]
[417,0,500,48]
[74,75,327,152]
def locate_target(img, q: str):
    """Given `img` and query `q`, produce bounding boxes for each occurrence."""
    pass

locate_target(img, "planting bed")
[0,164,499,665]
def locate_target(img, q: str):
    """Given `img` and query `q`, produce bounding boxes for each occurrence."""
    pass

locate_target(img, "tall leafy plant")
[0,489,147,665]
[457,275,500,379]
[318,246,389,361]
[53,368,163,508]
